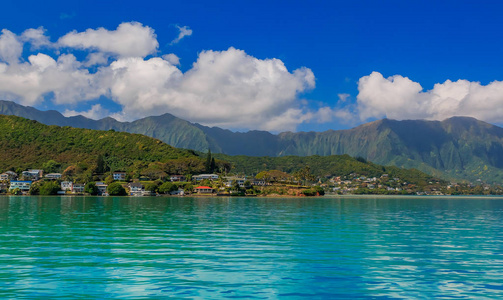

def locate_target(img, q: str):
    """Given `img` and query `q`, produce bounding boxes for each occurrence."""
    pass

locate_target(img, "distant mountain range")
[2,100,503,182]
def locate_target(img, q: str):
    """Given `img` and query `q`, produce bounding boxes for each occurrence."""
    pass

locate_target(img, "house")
[195,186,214,194]
[22,169,43,180]
[225,177,247,188]
[45,173,62,180]
[9,181,32,192]
[170,175,186,182]
[129,182,144,196]
[252,179,266,186]
[193,174,219,181]
[0,171,17,181]
[113,171,127,181]
[61,181,73,191]
[170,189,185,196]
[73,183,85,194]
[95,182,108,195]
[0,182,8,192]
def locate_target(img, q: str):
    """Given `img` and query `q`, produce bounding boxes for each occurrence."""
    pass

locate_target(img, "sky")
[1,0,503,132]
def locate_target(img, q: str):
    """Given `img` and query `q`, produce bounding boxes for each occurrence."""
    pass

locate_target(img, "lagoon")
[0,195,502,298]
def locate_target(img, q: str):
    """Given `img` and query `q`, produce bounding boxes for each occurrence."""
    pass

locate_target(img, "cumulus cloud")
[107,47,315,130]
[21,27,52,49]
[0,53,108,105]
[0,29,23,64]
[356,71,503,123]
[162,53,180,65]
[58,22,158,57]
[63,104,110,120]
[0,23,321,131]
[171,25,192,44]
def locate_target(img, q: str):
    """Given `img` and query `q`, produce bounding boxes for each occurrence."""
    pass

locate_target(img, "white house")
[193,174,219,181]
[0,171,17,181]
[22,170,43,180]
[113,171,127,181]
[129,182,144,196]
[61,181,73,191]
[73,183,85,194]
[45,173,62,180]
[9,181,32,191]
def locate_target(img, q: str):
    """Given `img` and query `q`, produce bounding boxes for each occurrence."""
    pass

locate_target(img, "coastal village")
[1,167,501,196]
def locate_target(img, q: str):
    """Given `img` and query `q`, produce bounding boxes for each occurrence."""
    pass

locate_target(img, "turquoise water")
[0,196,502,299]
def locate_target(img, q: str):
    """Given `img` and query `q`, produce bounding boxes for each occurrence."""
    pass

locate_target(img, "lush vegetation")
[215,153,440,187]
[0,115,212,181]
[5,100,503,183]
[0,115,446,193]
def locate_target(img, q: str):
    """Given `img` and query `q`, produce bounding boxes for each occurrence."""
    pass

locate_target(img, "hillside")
[3,100,503,182]
[0,115,203,178]
[0,115,442,188]
[214,153,438,186]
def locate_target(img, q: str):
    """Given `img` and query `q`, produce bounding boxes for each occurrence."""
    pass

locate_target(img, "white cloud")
[21,27,52,49]
[162,53,180,65]
[0,23,320,131]
[171,25,192,44]
[107,47,315,131]
[63,104,109,120]
[0,53,108,105]
[356,71,503,123]
[58,22,158,58]
[338,93,350,102]
[0,29,23,64]
[84,52,109,66]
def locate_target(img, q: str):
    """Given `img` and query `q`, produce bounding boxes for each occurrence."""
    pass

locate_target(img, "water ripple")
[0,196,503,298]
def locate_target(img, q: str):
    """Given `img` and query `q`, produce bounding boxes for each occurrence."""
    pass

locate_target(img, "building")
[45,173,62,180]
[22,170,43,180]
[9,181,32,192]
[170,175,186,182]
[95,182,108,195]
[225,177,247,188]
[252,179,266,186]
[129,182,144,196]
[195,186,214,194]
[61,181,73,191]
[113,171,127,181]
[73,184,85,194]
[0,171,17,181]
[193,174,219,181]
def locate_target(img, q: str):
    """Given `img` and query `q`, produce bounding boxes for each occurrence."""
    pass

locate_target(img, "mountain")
[0,114,440,189]
[2,100,503,182]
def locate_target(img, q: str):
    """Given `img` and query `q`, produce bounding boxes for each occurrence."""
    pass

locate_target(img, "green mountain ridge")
[2,100,503,182]
[0,114,439,189]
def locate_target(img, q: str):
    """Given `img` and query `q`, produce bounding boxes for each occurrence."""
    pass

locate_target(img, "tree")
[105,175,114,185]
[158,182,176,194]
[96,154,106,174]
[39,181,61,195]
[43,160,61,173]
[29,183,40,195]
[107,182,127,196]
[85,182,99,195]
[210,158,216,173]
[205,149,212,173]
[145,182,159,193]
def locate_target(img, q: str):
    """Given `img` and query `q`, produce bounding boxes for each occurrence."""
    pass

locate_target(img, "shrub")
[107,182,127,196]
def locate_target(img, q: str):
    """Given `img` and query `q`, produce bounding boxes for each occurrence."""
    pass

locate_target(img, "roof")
[196,186,213,189]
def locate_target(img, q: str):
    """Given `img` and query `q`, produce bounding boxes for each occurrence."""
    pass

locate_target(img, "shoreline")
[1,194,503,199]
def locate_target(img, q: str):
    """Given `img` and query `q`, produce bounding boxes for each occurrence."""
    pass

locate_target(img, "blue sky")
[1,0,503,132]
